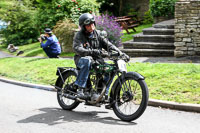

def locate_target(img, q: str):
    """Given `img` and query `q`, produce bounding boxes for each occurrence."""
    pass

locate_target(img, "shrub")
[95,13,123,47]
[53,19,78,53]
[150,0,177,17]
[0,0,39,45]
[142,10,154,24]
[36,0,100,31]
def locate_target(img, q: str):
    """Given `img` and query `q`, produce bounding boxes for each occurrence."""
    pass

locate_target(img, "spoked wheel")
[113,74,149,122]
[57,71,80,110]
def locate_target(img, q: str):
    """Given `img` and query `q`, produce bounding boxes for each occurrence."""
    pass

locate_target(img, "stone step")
[153,19,175,29]
[153,24,174,29]
[142,27,174,35]
[133,33,174,43]
[121,49,174,57]
[123,41,175,49]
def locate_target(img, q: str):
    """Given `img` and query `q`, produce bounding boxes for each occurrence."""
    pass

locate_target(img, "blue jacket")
[41,35,61,54]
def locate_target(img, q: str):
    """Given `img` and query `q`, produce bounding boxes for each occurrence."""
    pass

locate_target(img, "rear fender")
[55,67,78,88]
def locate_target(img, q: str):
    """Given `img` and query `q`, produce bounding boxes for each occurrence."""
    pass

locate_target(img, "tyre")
[112,74,149,122]
[57,71,80,110]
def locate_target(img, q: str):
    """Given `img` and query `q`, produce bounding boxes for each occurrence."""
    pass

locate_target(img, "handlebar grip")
[110,51,119,57]
[123,53,130,62]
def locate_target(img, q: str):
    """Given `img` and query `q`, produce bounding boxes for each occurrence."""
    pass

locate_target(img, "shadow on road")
[17,107,137,126]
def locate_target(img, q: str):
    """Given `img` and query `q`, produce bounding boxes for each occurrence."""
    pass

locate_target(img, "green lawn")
[0,24,152,57]
[0,57,199,104]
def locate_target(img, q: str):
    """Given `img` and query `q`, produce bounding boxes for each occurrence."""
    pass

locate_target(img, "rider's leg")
[74,56,92,98]
[43,48,59,58]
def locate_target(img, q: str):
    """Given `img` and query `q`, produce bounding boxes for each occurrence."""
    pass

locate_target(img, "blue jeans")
[75,56,111,93]
[75,56,92,88]
[43,48,60,58]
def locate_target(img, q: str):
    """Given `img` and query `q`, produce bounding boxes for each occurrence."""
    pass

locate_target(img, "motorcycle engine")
[91,93,100,102]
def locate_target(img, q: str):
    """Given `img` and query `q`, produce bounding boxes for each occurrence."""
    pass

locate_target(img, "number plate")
[117,60,127,72]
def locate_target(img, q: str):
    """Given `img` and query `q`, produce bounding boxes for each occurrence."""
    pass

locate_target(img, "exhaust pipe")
[57,91,85,102]
[58,91,76,100]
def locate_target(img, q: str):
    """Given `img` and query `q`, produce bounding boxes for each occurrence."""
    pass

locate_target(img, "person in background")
[38,28,61,58]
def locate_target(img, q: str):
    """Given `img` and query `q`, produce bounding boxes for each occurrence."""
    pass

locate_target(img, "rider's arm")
[98,34,122,55]
[41,37,52,48]
[73,32,93,56]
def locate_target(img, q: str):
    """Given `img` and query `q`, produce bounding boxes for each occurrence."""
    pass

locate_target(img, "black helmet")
[79,13,95,31]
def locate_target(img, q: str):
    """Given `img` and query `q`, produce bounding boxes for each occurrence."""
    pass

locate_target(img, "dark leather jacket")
[73,29,121,66]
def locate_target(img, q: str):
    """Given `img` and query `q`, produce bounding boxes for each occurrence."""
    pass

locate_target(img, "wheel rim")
[115,78,143,116]
[59,74,77,106]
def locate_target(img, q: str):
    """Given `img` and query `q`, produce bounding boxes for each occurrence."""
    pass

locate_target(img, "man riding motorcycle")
[73,13,124,99]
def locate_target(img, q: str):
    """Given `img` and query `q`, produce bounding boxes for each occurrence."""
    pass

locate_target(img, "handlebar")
[100,50,130,62]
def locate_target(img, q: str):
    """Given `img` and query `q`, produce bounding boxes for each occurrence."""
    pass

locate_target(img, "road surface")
[0,81,199,133]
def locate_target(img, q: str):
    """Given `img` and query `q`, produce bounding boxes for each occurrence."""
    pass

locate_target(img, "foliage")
[36,0,100,31]
[0,0,99,46]
[127,8,139,17]
[150,0,177,17]
[0,0,39,46]
[96,0,118,16]
[53,19,78,52]
[95,13,123,47]
[142,10,154,24]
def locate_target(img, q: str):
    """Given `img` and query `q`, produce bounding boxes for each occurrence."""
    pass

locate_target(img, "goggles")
[84,18,95,25]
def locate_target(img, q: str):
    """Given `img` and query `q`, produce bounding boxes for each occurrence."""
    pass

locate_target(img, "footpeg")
[105,104,112,110]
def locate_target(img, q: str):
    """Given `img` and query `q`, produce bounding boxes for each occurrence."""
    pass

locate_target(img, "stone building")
[174,0,200,57]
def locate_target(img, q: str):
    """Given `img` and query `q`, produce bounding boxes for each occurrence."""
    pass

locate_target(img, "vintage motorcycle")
[54,50,149,122]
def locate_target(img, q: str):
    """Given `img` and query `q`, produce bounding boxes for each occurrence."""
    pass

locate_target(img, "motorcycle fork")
[117,71,129,93]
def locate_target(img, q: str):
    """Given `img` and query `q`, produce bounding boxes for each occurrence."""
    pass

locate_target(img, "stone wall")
[174,0,200,57]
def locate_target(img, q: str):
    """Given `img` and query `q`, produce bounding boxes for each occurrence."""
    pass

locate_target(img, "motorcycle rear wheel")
[112,75,149,122]
[57,71,80,110]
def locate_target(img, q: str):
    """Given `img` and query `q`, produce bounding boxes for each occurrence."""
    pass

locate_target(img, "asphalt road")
[0,81,199,133]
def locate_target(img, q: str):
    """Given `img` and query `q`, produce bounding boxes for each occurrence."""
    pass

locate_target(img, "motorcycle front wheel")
[112,74,149,122]
[57,71,80,110]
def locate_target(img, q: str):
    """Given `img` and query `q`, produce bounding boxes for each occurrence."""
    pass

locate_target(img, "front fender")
[126,72,145,81]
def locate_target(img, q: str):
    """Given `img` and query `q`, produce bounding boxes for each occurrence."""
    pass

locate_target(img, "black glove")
[123,53,130,62]
[92,49,101,56]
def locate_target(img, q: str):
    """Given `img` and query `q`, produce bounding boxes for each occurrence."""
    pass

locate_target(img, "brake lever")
[121,53,130,62]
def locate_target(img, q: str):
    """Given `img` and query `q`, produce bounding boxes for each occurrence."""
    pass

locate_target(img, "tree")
[0,0,39,45]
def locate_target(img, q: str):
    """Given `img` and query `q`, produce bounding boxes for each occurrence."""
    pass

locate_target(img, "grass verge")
[0,57,199,104]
